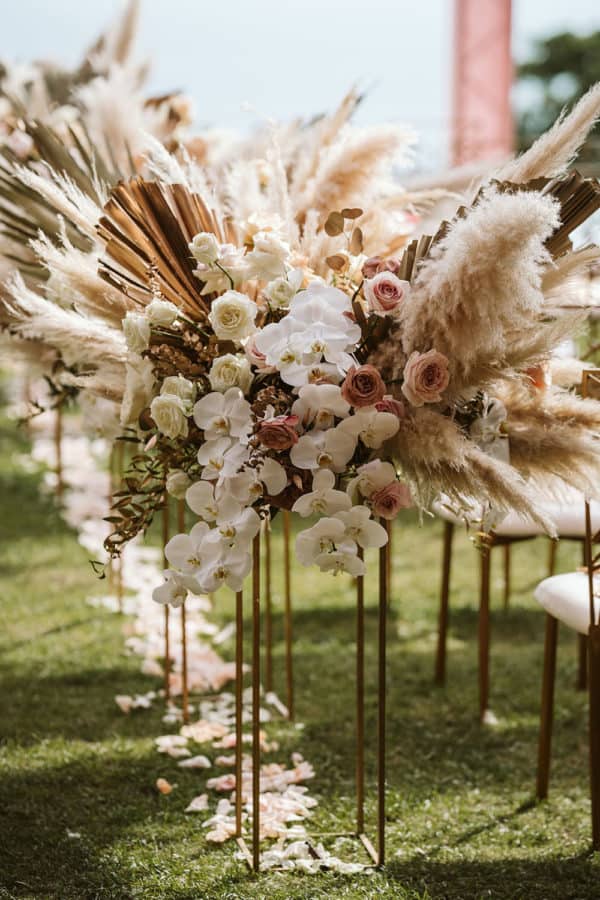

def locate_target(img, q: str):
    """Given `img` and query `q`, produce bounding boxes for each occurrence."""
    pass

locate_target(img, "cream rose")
[209,354,252,393]
[150,394,189,439]
[146,299,179,327]
[208,291,257,343]
[120,355,155,427]
[161,375,195,408]
[189,231,220,265]
[402,349,450,407]
[264,269,303,310]
[123,312,151,353]
[166,469,192,499]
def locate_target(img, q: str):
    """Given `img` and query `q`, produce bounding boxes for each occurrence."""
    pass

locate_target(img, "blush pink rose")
[401,349,450,407]
[371,481,412,519]
[361,256,401,279]
[375,395,406,419]
[341,365,386,408]
[256,415,299,450]
[364,271,409,316]
[245,335,271,370]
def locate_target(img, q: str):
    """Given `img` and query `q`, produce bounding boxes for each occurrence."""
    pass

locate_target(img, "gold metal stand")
[264,522,273,692]
[236,526,389,871]
[283,511,294,720]
[54,404,63,501]
[178,499,190,724]
[162,501,171,704]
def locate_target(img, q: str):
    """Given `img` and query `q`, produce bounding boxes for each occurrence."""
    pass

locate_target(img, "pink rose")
[371,481,413,519]
[402,349,450,407]
[256,415,299,450]
[361,256,401,279]
[375,395,406,419]
[364,271,409,316]
[341,365,386,408]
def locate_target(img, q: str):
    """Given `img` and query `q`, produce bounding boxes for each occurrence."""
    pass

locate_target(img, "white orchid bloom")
[164,522,214,575]
[197,550,252,593]
[207,496,261,552]
[292,469,352,517]
[228,457,288,504]
[152,570,203,607]
[197,438,250,485]
[338,407,400,449]
[334,506,388,549]
[193,388,252,442]
[264,268,304,309]
[292,383,350,430]
[296,517,352,566]
[254,284,361,387]
[290,425,356,472]
[315,548,365,577]
[186,481,219,521]
[346,460,398,501]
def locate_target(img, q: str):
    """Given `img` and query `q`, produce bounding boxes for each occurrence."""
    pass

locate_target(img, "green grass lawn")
[2,413,600,899]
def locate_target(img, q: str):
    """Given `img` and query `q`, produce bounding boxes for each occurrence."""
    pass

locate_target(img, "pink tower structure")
[451,0,514,166]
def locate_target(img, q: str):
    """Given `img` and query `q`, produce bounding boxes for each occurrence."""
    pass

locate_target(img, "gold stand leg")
[434,521,454,685]
[162,502,171,705]
[235,590,244,839]
[479,541,492,722]
[356,547,365,835]
[115,441,125,614]
[283,511,294,721]
[264,522,273,693]
[54,404,63,501]
[537,614,558,800]
[252,533,261,871]
[548,539,558,577]
[503,544,511,611]
[377,522,388,865]
[178,500,189,725]
[386,520,393,610]
[578,542,589,691]
[588,624,600,851]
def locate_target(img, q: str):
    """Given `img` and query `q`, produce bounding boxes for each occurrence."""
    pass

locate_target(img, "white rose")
[161,375,196,409]
[252,230,290,259]
[208,291,257,343]
[146,299,179,327]
[189,231,220,265]
[166,468,192,499]
[120,355,155,427]
[209,354,252,393]
[123,312,151,353]
[264,268,304,310]
[150,394,189,439]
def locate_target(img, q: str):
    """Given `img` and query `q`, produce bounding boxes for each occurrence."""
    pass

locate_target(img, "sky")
[1,0,599,170]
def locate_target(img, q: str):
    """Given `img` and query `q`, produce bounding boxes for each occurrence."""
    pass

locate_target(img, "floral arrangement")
[3,41,600,608]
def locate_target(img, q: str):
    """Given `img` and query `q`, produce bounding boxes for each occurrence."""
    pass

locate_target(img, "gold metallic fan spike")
[396,171,600,285]
[97,177,222,318]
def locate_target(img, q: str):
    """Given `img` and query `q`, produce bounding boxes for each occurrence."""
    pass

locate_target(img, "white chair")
[434,495,600,721]
[535,525,600,850]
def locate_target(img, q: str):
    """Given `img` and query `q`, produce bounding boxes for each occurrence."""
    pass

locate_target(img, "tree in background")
[517,30,600,165]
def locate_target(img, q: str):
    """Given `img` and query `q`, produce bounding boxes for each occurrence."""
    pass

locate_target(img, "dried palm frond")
[97,177,224,317]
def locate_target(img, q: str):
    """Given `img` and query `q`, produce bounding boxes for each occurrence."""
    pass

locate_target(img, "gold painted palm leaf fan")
[97,177,236,320]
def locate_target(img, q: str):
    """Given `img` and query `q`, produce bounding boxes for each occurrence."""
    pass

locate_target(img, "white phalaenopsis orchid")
[207,496,261,552]
[193,388,252,442]
[333,506,388,549]
[254,284,361,386]
[228,457,288,504]
[292,469,351,517]
[338,407,400,449]
[186,480,219,521]
[315,548,365,577]
[152,570,203,608]
[291,383,350,430]
[197,550,253,593]
[347,460,398,501]
[197,438,249,484]
[296,517,353,566]
[164,522,214,576]
[290,426,356,473]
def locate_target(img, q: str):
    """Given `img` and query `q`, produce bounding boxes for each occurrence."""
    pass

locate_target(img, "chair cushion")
[433,495,600,539]
[534,572,598,635]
